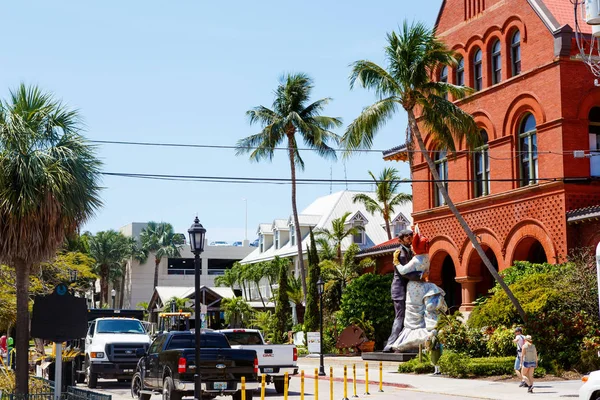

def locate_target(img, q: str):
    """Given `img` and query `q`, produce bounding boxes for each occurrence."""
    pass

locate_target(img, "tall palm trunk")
[14,259,30,395]
[100,264,109,306]
[287,132,308,303]
[153,258,160,290]
[119,267,126,308]
[407,110,526,322]
[383,208,392,240]
[256,282,266,308]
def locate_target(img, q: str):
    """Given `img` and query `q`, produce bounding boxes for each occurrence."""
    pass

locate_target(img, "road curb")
[291,374,413,389]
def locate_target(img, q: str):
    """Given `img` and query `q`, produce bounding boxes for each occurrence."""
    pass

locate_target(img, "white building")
[240,190,412,299]
[119,222,254,309]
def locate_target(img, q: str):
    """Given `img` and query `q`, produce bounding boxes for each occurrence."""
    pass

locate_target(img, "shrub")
[397,353,434,374]
[467,356,514,376]
[486,326,515,357]
[438,351,470,378]
[534,367,546,378]
[437,313,488,357]
[339,273,394,348]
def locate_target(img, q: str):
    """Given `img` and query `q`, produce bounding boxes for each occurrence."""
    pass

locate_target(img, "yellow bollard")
[343,365,349,400]
[364,363,370,395]
[284,371,289,400]
[301,370,305,400]
[352,364,358,398]
[329,366,334,400]
[260,374,266,400]
[315,368,319,400]
[378,362,383,393]
[242,376,246,400]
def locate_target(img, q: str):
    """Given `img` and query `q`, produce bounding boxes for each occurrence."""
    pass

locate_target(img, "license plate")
[213,382,227,390]
[263,368,274,373]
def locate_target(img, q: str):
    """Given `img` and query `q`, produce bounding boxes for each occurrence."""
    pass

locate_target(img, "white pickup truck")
[218,329,298,393]
[85,317,151,388]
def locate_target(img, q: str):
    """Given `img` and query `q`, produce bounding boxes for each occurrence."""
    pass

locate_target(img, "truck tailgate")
[229,345,296,368]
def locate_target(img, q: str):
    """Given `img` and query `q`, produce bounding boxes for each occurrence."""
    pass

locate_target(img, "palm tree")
[342,21,526,321]
[315,212,363,264]
[214,268,238,292]
[315,237,336,261]
[319,243,373,291]
[0,84,102,394]
[236,73,343,302]
[119,236,145,308]
[248,262,267,308]
[353,168,412,240]
[139,221,184,290]
[221,297,255,328]
[88,230,132,306]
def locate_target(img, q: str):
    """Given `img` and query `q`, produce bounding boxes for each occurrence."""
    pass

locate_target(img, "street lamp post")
[188,216,207,400]
[317,277,326,376]
[111,289,116,309]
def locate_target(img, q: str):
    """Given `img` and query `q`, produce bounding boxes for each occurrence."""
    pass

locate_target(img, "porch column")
[455,276,482,312]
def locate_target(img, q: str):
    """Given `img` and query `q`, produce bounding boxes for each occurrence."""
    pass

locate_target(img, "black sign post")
[31,283,88,399]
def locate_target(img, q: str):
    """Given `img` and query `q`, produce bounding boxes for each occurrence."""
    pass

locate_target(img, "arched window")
[474,130,490,197]
[434,150,448,206]
[491,40,502,84]
[440,66,448,100]
[519,114,537,186]
[589,107,600,176]
[456,58,465,86]
[511,30,521,76]
[473,48,483,91]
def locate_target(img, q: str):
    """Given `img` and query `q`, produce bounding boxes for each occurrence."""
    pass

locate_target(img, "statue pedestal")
[361,352,417,362]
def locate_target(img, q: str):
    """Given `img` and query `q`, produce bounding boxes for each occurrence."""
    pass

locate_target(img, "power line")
[101,171,590,185]
[89,138,593,157]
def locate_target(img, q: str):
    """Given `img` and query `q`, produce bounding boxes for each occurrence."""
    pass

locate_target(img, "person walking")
[383,229,414,353]
[513,327,526,387]
[521,335,538,393]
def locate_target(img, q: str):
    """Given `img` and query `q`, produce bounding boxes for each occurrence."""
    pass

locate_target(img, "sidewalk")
[296,356,583,399]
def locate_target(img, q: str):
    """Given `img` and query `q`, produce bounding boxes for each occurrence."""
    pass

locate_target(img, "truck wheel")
[274,379,286,394]
[163,376,182,400]
[86,360,98,389]
[131,373,151,400]
[232,390,253,400]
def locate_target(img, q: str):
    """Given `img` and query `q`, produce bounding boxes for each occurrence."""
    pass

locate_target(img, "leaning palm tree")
[353,168,412,240]
[139,221,184,290]
[342,21,525,321]
[88,230,131,306]
[214,268,238,292]
[0,84,102,394]
[315,211,363,264]
[236,73,342,302]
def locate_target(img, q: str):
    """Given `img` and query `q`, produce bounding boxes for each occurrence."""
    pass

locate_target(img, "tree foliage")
[140,221,183,290]
[304,228,320,333]
[273,258,292,343]
[221,296,254,328]
[339,273,394,348]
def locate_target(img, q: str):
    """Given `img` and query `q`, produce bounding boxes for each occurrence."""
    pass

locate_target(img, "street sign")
[31,284,88,342]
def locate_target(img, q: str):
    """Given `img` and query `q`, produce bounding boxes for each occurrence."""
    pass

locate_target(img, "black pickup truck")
[131,330,258,400]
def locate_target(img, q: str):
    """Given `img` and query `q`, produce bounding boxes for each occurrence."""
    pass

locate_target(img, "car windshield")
[166,334,230,350]
[96,320,145,334]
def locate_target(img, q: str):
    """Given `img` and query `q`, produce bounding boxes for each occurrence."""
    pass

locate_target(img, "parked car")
[580,370,600,400]
[132,330,258,400]
[84,317,151,388]
[210,241,229,246]
[218,329,297,393]
[249,239,259,247]
[232,241,243,247]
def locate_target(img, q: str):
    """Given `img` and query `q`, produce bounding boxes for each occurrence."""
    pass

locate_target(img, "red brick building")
[375,0,600,312]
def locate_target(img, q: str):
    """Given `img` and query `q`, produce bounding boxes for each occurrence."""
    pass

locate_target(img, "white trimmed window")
[275,230,280,249]
[290,225,296,246]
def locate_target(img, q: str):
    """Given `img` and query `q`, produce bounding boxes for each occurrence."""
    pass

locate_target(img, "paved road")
[81,378,475,400]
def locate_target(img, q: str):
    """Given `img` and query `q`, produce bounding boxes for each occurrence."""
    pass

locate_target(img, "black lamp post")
[188,216,206,400]
[111,289,116,309]
[317,277,326,376]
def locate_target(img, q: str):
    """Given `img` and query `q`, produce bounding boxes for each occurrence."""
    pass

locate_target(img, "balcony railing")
[167,269,225,276]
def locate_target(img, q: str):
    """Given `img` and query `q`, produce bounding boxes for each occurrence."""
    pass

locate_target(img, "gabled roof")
[241,190,413,264]
[391,212,411,224]
[382,144,408,162]
[348,210,368,225]
[257,223,273,235]
[272,219,289,231]
[356,237,400,258]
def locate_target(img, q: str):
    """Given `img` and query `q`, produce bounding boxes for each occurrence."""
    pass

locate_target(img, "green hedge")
[397,353,434,374]
[434,352,547,378]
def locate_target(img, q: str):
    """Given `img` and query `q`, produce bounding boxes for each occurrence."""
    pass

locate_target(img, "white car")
[210,241,229,246]
[580,370,600,400]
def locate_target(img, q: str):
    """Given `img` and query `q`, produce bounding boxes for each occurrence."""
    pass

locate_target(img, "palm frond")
[342,97,399,155]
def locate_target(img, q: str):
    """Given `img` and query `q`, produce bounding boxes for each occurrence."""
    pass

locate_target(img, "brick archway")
[504,220,556,265]
[429,235,461,282]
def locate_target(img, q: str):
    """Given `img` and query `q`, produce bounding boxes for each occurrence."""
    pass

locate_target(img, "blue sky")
[1,1,442,242]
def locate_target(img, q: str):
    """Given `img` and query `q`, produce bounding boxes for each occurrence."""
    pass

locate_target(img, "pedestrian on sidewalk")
[513,327,526,387]
[521,335,538,393]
